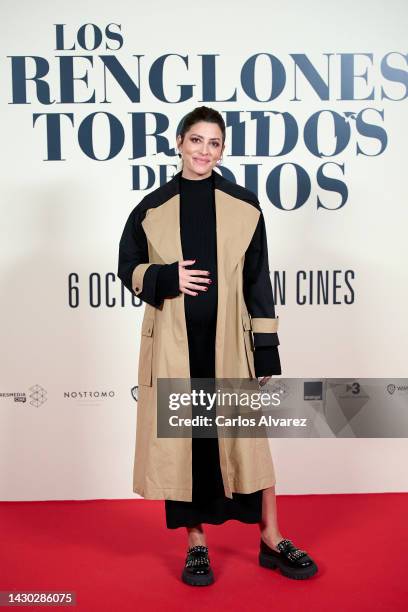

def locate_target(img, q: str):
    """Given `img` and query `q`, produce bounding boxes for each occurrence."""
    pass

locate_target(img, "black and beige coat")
[118,169,281,502]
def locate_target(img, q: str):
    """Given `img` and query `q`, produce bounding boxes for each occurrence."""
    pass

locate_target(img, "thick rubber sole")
[259,552,318,580]
[181,567,215,586]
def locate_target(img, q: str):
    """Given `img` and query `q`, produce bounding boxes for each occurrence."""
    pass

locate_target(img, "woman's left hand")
[258,375,272,387]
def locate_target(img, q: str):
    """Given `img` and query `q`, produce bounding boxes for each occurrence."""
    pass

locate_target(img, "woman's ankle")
[187,525,206,548]
[260,528,285,551]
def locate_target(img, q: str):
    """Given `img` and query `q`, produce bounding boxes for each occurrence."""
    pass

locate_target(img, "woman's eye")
[190,137,219,147]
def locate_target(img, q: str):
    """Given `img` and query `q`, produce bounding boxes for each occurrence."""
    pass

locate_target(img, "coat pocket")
[138,317,154,387]
[241,313,255,379]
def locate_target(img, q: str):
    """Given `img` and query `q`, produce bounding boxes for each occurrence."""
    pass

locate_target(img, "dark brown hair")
[177,106,226,156]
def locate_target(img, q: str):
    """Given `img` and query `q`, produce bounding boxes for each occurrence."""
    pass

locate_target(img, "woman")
[117,106,318,585]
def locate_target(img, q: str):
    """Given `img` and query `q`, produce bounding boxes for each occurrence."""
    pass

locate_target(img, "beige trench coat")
[118,170,280,501]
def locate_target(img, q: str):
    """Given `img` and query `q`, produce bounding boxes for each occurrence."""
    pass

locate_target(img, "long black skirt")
[165,314,263,529]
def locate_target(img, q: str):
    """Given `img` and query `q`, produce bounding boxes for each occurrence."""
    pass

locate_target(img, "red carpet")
[1,493,406,611]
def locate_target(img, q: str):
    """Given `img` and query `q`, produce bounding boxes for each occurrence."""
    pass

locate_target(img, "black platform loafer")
[181,545,215,586]
[259,537,318,580]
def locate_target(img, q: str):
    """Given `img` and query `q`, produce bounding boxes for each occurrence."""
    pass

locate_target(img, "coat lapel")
[140,191,183,264]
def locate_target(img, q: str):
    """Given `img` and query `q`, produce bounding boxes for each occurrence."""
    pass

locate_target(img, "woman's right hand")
[178,260,212,296]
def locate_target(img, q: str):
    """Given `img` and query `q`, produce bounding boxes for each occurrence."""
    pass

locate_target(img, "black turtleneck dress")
[158,172,278,529]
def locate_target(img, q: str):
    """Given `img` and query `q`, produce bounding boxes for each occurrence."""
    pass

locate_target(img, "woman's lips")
[194,158,209,164]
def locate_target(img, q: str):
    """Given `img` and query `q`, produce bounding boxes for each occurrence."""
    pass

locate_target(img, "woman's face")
[177,121,225,179]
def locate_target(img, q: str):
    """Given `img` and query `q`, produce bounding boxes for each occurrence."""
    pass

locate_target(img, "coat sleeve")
[243,205,281,376]
[117,204,180,307]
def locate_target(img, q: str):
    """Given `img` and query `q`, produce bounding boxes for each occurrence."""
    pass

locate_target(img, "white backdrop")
[1,0,407,500]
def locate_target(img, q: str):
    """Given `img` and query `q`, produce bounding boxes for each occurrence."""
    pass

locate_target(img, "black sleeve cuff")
[136,264,162,306]
[135,261,180,307]
[254,345,282,377]
[154,261,180,305]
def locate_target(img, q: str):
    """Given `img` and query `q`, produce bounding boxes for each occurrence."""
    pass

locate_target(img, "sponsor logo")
[304,381,323,401]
